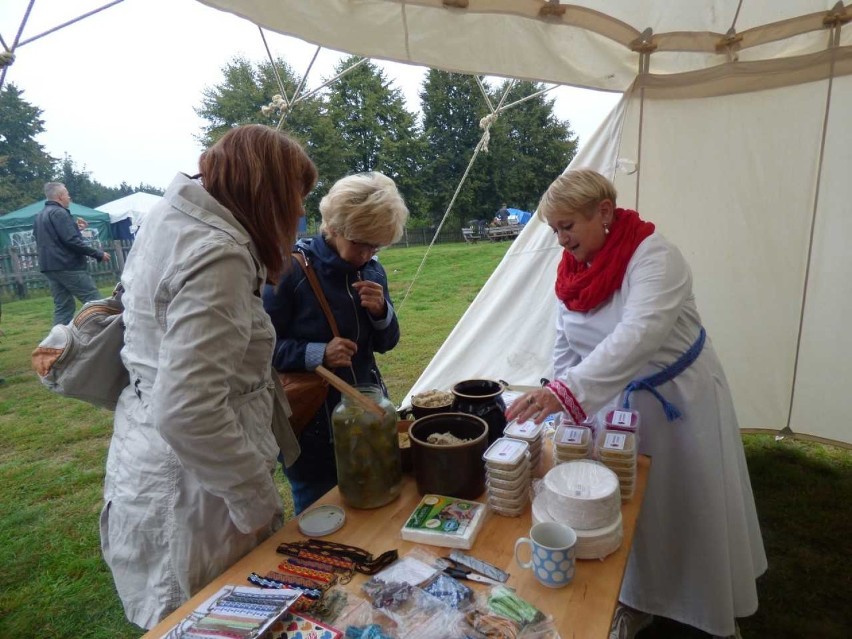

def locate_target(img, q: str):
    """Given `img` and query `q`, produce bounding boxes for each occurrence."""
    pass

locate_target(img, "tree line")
[0,84,163,215]
[2,56,578,225]
[197,55,578,227]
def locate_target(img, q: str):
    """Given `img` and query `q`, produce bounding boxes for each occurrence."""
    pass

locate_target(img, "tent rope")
[275,46,321,130]
[0,0,34,93]
[784,14,845,436]
[256,29,368,128]
[397,80,515,312]
[259,26,292,110]
[1,0,125,92]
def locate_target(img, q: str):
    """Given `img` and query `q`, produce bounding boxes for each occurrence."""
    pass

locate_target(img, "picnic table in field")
[462,222,524,243]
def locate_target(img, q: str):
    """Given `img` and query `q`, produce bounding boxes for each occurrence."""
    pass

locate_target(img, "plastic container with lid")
[485,470,529,493]
[604,408,641,432]
[488,488,529,516]
[487,481,529,505]
[504,419,545,444]
[554,424,592,453]
[486,457,530,483]
[597,429,637,458]
[483,437,529,469]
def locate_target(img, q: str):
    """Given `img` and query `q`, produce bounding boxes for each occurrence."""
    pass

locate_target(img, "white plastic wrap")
[541,460,621,531]
[531,493,624,560]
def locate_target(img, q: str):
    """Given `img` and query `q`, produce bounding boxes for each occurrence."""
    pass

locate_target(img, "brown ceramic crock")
[408,412,488,500]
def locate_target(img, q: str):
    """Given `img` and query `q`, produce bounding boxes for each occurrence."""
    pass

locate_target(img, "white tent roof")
[96,192,162,225]
[200,1,852,446]
[201,1,852,94]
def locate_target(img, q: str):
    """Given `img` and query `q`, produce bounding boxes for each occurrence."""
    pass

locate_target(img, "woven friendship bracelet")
[266,569,331,592]
[276,540,398,574]
[246,572,322,599]
[275,562,337,584]
[281,555,353,582]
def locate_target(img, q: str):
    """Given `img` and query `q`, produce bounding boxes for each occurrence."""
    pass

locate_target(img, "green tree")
[196,55,348,218]
[55,155,102,207]
[53,155,159,208]
[485,80,577,213]
[420,74,577,224]
[0,83,55,214]
[325,56,427,220]
[419,70,491,226]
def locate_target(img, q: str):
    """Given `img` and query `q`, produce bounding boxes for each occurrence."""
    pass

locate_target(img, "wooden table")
[144,455,650,639]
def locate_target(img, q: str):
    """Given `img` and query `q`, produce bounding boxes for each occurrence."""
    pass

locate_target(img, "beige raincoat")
[99,174,299,628]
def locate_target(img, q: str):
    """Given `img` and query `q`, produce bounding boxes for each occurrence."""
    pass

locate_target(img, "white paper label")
[560,427,585,444]
[611,410,632,426]
[572,483,591,498]
[603,432,627,450]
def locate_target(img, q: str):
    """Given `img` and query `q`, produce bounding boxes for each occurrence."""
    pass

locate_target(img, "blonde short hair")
[319,172,408,246]
[537,169,617,221]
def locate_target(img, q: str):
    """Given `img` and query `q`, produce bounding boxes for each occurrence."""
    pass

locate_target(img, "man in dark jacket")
[33,182,111,325]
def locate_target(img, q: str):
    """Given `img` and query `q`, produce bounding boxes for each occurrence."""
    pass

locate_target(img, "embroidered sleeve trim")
[546,380,586,423]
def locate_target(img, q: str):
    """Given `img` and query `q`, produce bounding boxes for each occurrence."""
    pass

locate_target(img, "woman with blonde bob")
[101,125,317,629]
[506,169,766,639]
[263,171,408,513]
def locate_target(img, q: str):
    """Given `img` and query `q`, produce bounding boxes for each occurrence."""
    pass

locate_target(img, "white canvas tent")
[96,192,162,227]
[4,1,846,443]
[208,2,850,446]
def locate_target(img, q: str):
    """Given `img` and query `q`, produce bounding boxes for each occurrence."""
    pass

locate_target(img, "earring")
[603,222,610,235]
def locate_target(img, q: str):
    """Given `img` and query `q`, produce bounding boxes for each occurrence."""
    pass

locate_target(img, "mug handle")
[514,537,533,569]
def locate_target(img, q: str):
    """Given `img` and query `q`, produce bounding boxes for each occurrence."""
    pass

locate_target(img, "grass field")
[1,242,850,638]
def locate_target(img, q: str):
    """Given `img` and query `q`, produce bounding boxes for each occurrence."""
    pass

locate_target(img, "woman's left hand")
[352,280,387,318]
[505,389,562,425]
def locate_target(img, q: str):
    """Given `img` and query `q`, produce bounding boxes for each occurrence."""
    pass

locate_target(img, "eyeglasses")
[345,237,385,255]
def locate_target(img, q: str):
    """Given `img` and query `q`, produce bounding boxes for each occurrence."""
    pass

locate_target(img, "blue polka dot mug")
[514,521,577,588]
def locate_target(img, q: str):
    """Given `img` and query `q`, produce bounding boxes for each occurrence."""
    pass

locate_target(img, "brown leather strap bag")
[279,252,340,438]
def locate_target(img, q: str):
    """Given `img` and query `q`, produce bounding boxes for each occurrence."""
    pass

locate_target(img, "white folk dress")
[99,175,295,629]
[552,233,767,636]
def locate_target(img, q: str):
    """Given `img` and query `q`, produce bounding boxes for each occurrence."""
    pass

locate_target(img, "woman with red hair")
[100,125,317,629]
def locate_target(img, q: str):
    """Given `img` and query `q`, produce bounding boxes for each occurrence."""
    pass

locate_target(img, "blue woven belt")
[622,327,706,422]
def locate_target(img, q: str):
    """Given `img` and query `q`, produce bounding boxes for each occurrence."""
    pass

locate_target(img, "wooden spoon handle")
[315,365,386,417]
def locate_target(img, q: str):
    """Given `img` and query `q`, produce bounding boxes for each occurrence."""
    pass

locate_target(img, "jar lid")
[298,505,346,537]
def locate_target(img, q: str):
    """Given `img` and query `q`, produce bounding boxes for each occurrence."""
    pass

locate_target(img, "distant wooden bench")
[462,227,483,243]
[487,224,523,241]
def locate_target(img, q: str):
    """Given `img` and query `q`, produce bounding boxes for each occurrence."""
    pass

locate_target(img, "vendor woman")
[507,169,766,639]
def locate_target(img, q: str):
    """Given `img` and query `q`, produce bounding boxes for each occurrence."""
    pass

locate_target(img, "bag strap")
[293,252,340,337]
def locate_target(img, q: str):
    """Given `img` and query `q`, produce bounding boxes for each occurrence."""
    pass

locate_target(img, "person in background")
[493,202,510,226]
[33,182,111,325]
[506,169,766,639]
[263,172,408,514]
[100,125,316,629]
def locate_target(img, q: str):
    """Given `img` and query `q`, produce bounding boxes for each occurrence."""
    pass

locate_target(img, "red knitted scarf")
[555,208,655,312]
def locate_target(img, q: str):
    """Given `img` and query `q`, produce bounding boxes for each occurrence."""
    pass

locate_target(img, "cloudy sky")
[1,0,621,190]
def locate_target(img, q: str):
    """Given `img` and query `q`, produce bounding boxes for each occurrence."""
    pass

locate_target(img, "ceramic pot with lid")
[451,378,507,445]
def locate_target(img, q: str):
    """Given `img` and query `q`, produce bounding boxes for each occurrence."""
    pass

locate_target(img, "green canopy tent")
[0,201,113,250]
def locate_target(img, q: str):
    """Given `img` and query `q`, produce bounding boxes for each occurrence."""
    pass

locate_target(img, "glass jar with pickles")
[331,384,402,509]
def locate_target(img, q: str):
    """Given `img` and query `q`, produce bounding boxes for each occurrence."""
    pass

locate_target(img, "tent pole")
[630,28,655,210]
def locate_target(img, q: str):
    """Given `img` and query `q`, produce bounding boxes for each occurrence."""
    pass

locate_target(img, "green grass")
[1,241,851,638]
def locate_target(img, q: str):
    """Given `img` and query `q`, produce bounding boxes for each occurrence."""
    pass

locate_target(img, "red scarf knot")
[554,208,655,312]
